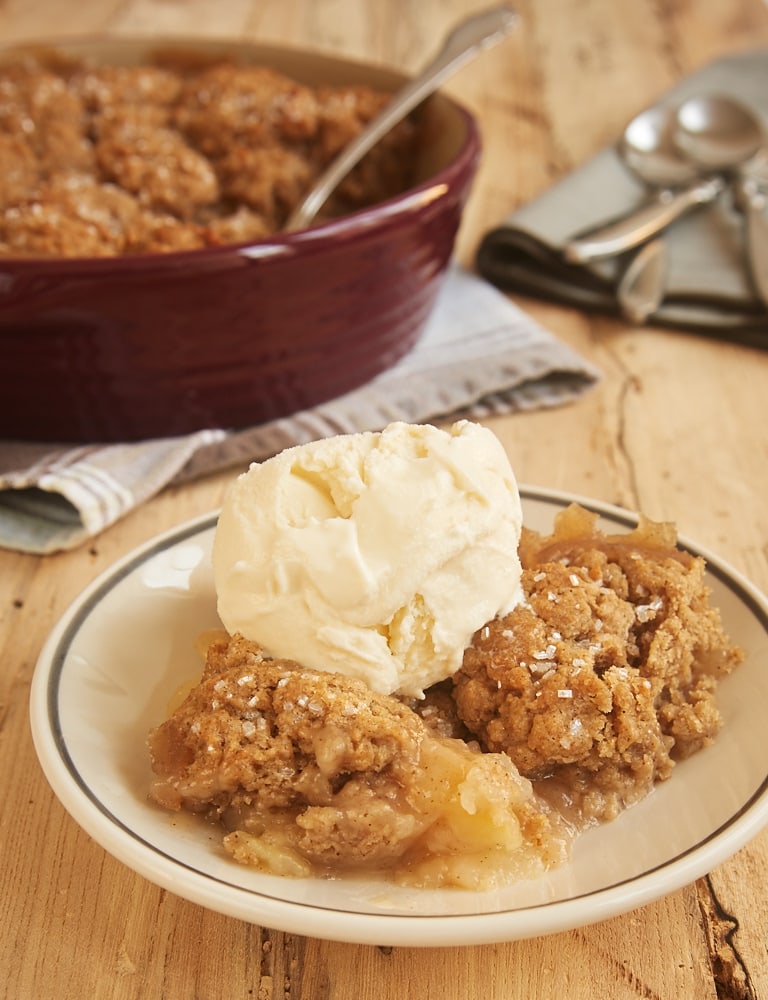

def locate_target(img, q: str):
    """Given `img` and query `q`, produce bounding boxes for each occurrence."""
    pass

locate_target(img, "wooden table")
[2,1,767,997]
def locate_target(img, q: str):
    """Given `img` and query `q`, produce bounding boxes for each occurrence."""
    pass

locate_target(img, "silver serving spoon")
[284,5,518,233]
[564,94,764,263]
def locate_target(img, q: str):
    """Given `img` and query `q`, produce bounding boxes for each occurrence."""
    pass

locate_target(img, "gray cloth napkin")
[0,266,599,554]
[476,47,768,346]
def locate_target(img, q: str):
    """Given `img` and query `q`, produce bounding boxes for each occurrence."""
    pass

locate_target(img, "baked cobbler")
[454,503,743,823]
[148,504,742,888]
[149,633,570,889]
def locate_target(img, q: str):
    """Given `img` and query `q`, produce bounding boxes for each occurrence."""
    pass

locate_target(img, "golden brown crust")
[0,58,418,256]
[452,504,743,821]
[149,632,425,814]
[148,632,570,885]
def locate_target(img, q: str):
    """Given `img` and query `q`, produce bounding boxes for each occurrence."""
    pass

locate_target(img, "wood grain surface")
[1,1,767,997]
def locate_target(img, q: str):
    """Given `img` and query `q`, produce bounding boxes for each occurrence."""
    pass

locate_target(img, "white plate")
[29,487,768,947]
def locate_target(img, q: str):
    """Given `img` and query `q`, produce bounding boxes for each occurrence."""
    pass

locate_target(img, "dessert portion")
[148,632,571,889]
[213,421,524,698]
[454,503,744,822]
[148,422,743,890]
[0,56,418,256]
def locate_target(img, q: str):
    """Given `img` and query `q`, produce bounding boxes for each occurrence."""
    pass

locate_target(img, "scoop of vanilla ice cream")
[212,420,523,697]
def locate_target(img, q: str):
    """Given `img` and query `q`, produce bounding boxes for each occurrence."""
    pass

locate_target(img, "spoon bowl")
[621,104,699,187]
[675,94,763,170]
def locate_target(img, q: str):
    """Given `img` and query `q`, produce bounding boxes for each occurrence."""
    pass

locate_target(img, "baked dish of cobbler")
[148,503,743,890]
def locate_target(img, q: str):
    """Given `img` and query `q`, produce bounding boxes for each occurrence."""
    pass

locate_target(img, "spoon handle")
[739,178,768,307]
[564,175,724,264]
[284,5,518,232]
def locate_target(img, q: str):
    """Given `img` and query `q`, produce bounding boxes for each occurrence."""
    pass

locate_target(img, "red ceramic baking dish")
[0,37,481,442]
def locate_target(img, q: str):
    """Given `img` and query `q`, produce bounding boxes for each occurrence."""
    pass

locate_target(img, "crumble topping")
[149,632,570,888]
[453,504,744,821]
[148,503,743,885]
[0,58,418,256]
